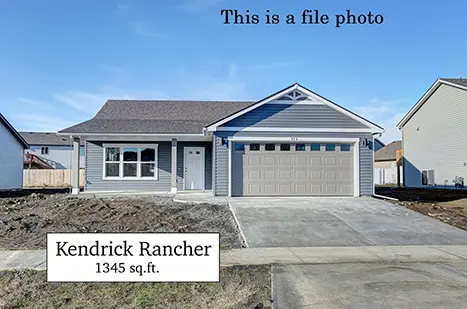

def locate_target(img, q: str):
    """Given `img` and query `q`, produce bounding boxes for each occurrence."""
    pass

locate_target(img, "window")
[311,144,321,151]
[104,145,158,179]
[340,144,351,152]
[280,144,290,151]
[422,170,435,186]
[41,147,49,155]
[79,146,85,156]
[250,144,260,151]
[325,144,336,152]
[265,144,276,151]
[234,144,245,151]
[295,144,306,151]
[123,147,138,177]
[140,147,156,178]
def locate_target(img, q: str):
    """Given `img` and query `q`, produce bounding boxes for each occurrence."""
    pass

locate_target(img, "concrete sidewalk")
[1,245,467,270]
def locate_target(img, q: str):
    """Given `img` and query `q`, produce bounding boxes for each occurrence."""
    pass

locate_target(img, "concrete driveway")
[274,262,467,309]
[228,197,467,247]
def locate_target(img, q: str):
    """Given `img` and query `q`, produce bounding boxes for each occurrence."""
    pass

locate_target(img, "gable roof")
[205,83,384,133]
[0,113,29,148]
[397,78,467,128]
[19,132,84,146]
[58,83,384,135]
[59,100,255,134]
[374,140,401,161]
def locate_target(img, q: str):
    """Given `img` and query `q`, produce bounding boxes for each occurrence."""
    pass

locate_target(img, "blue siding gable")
[223,103,368,129]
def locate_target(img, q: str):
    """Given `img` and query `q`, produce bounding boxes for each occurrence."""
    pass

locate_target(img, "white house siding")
[0,122,24,190]
[403,84,467,188]
[27,145,85,169]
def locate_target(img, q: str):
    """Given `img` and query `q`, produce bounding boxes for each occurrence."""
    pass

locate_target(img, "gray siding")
[402,84,467,189]
[213,131,374,196]
[223,104,367,129]
[85,141,211,192]
[0,121,24,190]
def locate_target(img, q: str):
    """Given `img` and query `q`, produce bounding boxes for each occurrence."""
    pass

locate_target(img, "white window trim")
[102,144,159,180]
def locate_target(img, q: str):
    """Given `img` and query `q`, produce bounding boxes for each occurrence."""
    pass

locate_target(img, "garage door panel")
[264,184,277,194]
[279,184,293,194]
[325,170,337,179]
[295,170,307,179]
[243,143,354,196]
[279,156,292,166]
[295,156,307,165]
[248,170,261,180]
[264,156,277,165]
[264,170,276,179]
[279,170,292,179]
[325,156,337,165]
[310,170,322,180]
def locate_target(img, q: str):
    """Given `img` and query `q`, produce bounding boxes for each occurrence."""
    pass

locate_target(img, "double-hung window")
[104,145,158,179]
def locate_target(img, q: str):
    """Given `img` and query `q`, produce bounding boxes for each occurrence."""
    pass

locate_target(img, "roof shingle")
[439,78,467,88]
[20,132,84,146]
[59,100,255,134]
[374,140,401,162]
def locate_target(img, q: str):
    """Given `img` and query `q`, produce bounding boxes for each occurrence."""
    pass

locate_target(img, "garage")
[239,142,355,196]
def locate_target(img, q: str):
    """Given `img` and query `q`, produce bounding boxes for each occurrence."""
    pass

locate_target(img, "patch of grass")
[0,265,271,309]
[439,199,467,215]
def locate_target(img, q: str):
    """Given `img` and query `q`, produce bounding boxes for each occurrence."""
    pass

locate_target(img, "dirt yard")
[376,187,467,231]
[0,265,271,309]
[0,192,244,250]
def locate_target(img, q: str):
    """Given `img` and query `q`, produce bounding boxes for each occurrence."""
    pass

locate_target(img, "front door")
[184,147,205,190]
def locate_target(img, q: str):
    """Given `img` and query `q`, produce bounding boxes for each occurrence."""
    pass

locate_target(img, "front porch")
[69,136,213,195]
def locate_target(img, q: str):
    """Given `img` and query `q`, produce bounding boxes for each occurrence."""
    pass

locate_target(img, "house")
[397,78,467,189]
[0,113,29,190]
[20,132,85,169]
[374,140,402,185]
[58,83,384,196]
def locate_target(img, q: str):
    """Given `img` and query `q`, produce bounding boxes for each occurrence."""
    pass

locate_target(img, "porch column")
[171,138,177,194]
[71,137,80,195]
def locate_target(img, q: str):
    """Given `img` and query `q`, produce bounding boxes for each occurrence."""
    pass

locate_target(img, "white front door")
[184,147,205,190]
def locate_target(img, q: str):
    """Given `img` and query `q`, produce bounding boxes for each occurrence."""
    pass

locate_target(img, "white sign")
[47,233,220,282]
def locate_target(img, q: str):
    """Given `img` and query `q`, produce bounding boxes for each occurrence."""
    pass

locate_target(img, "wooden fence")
[23,169,85,188]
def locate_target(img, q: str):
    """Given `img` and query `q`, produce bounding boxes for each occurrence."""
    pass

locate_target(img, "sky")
[2,0,467,143]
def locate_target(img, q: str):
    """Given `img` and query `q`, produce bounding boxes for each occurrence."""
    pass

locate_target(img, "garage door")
[242,143,354,196]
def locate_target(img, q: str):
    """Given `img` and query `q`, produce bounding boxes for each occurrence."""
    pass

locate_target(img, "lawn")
[0,265,271,309]
[0,192,244,250]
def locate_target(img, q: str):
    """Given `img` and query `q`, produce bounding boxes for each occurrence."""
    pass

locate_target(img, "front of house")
[59,83,384,196]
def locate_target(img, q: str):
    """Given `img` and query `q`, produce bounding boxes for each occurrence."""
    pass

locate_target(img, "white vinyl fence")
[23,169,85,188]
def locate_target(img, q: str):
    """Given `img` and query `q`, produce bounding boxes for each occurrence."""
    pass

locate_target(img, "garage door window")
[250,144,260,151]
[311,144,321,151]
[340,144,351,152]
[295,144,306,151]
[280,144,291,151]
[325,144,336,151]
[265,144,275,151]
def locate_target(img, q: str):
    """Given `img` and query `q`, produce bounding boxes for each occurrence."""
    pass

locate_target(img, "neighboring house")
[20,132,85,169]
[397,78,467,189]
[59,83,384,196]
[374,140,402,185]
[0,113,29,190]
[374,138,385,152]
